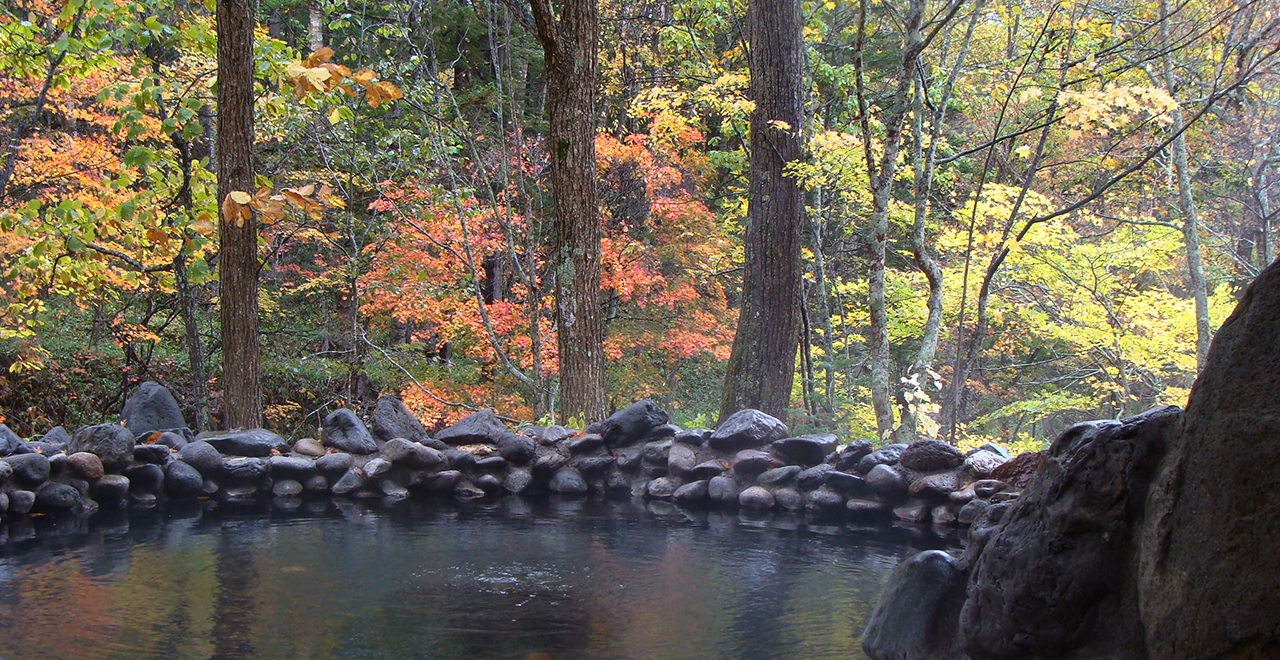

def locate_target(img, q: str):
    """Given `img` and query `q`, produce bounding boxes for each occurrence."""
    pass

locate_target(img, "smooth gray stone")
[68,424,134,470]
[120,381,186,436]
[709,409,788,451]
[738,486,775,509]
[165,460,204,496]
[861,550,967,660]
[757,465,801,485]
[321,409,378,454]
[178,441,224,475]
[204,428,288,457]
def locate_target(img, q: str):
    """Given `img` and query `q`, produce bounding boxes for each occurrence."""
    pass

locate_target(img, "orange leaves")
[284,47,403,108]
[220,183,340,227]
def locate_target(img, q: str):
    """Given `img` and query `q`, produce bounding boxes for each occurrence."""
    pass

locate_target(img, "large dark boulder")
[204,429,288,457]
[0,424,22,455]
[862,550,968,660]
[3,453,50,487]
[120,381,187,436]
[960,406,1179,660]
[39,426,72,448]
[899,439,965,472]
[1139,259,1280,660]
[434,409,507,445]
[587,400,669,448]
[369,395,431,445]
[496,432,536,465]
[988,450,1044,489]
[321,409,378,454]
[69,424,135,470]
[770,434,837,466]
[178,441,224,475]
[709,409,788,451]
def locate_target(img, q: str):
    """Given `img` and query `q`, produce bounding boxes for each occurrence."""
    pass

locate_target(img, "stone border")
[0,386,1030,539]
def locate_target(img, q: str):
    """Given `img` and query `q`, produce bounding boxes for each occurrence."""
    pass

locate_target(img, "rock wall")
[863,258,1280,660]
[2,386,1022,541]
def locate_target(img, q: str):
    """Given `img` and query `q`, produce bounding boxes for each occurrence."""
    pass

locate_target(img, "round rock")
[738,486,776,509]
[898,439,965,472]
[497,432,537,465]
[674,479,709,503]
[92,475,130,502]
[549,468,588,494]
[68,424,135,470]
[34,483,82,513]
[709,409,789,451]
[4,453,51,487]
[866,464,908,496]
[178,441,224,475]
[732,449,773,476]
[709,475,739,503]
[165,460,204,497]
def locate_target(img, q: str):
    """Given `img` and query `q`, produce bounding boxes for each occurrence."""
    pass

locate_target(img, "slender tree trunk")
[1162,0,1211,370]
[719,0,806,422]
[528,0,606,424]
[217,0,263,430]
[860,0,926,437]
[308,0,324,51]
[175,251,209,432]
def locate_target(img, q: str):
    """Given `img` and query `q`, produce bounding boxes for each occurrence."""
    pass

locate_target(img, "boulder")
[835,439,875,471]
[856,444,908,474]
[165,460,204,496]
[673,479,709,503]
[770,434,837,466]
[3,453,50,487]
[988,450,1044,489]
[667,443,698,477]
[709,409,789,451]
[865,464,908,497]
[908,470,965,497]
[380,438,443,468]
[503,468,533,494]
[962,450,1006,479]
[588,400,669,448]
[133,444,173,464]
[268,456,316,477]
[66,452,105,482]
[738,486,775,509]
[861,550,968,660]
[292,438,326,457]
[732,449,773,476]
[674,428,711,446]
[222,457,268,482]
[321,409,378,454]
[757,465,801,486]
[120,381,187,436]
[0,424,24,455]
[204,429,288,457]
[1139,259,1280,660]
[39,426,72,448]
[898,439,964,472]
[123,463,165,493]
[496,433,536,465]
[774,487,803,510]
[68,424,135,470]
[647,477,679,499]
[369,395,431,445]
[434,409,507,445]
[179,441,225,475]
[33,483,82,513]
[961,407,1179,660]
[708,475,739,503]
[549,468,588,494]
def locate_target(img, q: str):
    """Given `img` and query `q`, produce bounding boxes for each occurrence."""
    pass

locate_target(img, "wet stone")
[304,475,329,493]
[709,476,739,503]
[757,465,801,486]
[316,452,354,475]
[847,498,888,515]
[273,479,303,497]
[4,453,50,487]
[866,464,908,497]
[973,479,1009,499]
[8,489,35,515]
[795,464,834,490]
[899,439,965,472]
[893,500,931,523]
[123,463,165,493]
[268,456,316,477]
[503,468,533,494]
[133,444,173,465]
[826,471,865,492]
[564,433,605,454]
[293,438,326,457]
[774,487,804,510]
[474,456,507,471]
[575,456,613,474]
[474,473,502,492]
[34,483,82,513]
[445,449,477,472]
[92,475,129,502]
[331,468,365,495]
[165,460,204,497]
[222,458,268,482]
[673,479,709,503]
[709,409,789,451]
[667,443,698,477]
[739,486,776,509]
[733,450,773,476]
[549,468,588,494]
[807,488,845,512]
[179,441,224,476]
[641,440,673,464]
[381,480,410,499]
[689,460,726,479]
[615,447,643,471]
[674,428,711,446]
[647,477,680,499]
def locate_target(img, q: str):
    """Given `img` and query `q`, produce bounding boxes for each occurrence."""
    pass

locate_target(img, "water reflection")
[0,497,956,660]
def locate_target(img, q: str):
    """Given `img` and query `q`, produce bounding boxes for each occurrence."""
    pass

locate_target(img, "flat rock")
[537,425,574,445]
[757,465,801,485]
[674,428,711,446]
[689,460,726,479]
[673,479,709,503]
[957,499,988,525]
[369,395,431,445]
[856,444,908,474]
[861,550,968,660]
[434,409,507,445]
[133,444,173,465]
[973,479,1009,499]
[826,471,865,492]
[732,449,773,476]
[381,480,410,499]
[847,498,888,515]
[123,463,164,493]
[321,409,378,454]
[892,500,930,523]
[331,468,365,495]
[738,485,775,509]
[615,447,642,471]
[641,439,672,463]
[806,488,844,512]
[362,458,392,479]
[588,400,669,448]
[963,450,1006,478]
[268,455,316,477]
[574,456,613,474]
[908,470,965,497]
[380,438,443,468]
[564,433,604,454]
[899,439,965,472]
[771,434,837,466]
[222,457,268,482]
[795,464,833,490]
[709,409,788,451]
[120,381,186,436]
[293,438,326,457]
[316,452,353,475]
[69,424,135,470]
[474,456,506,471]
[204,429,287,457]
[91,475,129,502]
[835,439,875,471]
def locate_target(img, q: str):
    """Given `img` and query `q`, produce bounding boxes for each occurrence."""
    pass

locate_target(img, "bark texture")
[216,0,262,430]
[720,0,805,422]
[529,0,606,424]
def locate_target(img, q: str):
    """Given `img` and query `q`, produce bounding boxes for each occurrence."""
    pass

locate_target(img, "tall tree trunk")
[859,0,926,437]
[527,0,606,424]
[1162,0,1211,370]
[217,0,262,430]
[719,0,805,422]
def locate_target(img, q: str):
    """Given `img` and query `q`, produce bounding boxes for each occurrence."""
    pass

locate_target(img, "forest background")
[0,0,1276,453]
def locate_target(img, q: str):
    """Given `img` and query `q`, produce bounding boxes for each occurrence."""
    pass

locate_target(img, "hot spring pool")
[0,497,955,660]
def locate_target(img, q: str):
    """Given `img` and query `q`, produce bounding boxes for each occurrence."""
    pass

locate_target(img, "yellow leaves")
[284,48,403,111]
[222,183,343,227]
[1059,85,1179,136]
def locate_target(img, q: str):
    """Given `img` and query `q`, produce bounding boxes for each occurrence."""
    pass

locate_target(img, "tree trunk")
[308,0,324,51]
[528,0,606,424]
[1162,0,1211,370]
[862,0,926,437]
[719,0,806,422]
[216,0,262,430]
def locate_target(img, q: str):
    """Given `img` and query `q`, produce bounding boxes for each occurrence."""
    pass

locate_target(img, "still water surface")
[0,497,955,660]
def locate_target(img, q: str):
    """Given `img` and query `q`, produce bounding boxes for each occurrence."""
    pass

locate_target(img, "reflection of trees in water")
[211,526,259,660]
